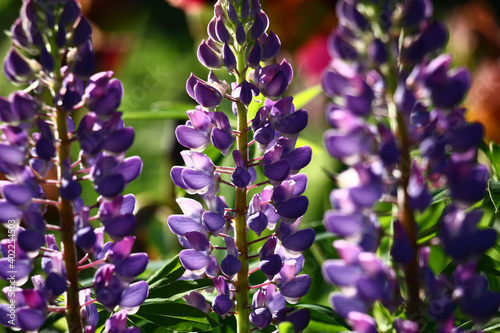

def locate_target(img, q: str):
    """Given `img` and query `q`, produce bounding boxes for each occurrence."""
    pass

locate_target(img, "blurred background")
[1,0,500,331]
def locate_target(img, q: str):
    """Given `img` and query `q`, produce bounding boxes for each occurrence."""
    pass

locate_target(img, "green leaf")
[478,254,500,278]
[39,312,64,330]
[148,278,214,301]
[207,312,237,333]
[127,316,161,333]
[489,142,500,178]
[293,85,322,109]
[428,245,451,274]
[135,302,219,332]
[278,321,295,333]
[430,188,449,204]
[313,231,336,242]
[372,301,393,331]
[482,313,500,331]
[247,93,266,123]
[147,255,184,287]
[306,321,346,332]
[296,304,349,329]
[488,179,500,213]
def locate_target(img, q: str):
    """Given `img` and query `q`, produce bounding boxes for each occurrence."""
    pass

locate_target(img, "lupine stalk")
[169,0,314,331]
[0,1,148,332]
[321,0,499,331]
[234,47,250,332]
[56,108,82,330]
[393,104,420,318]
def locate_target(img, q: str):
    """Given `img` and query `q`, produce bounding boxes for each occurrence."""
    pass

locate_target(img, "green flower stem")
[234,45,250,333]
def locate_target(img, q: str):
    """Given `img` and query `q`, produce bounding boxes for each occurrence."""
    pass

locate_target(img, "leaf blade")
[135,302,219,332]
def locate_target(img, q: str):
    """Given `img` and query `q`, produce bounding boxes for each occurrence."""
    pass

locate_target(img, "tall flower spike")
[170,0,313,331]
[0,1,148,332]
[321,0,497,329]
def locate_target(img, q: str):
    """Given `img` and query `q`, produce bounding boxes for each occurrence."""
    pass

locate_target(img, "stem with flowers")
[169,0,315,331]
[234,49,250,332]
[320,0,500,331]
[0,1,149,332]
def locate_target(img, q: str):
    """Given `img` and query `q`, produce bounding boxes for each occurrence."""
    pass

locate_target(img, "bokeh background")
[1,0,500,331]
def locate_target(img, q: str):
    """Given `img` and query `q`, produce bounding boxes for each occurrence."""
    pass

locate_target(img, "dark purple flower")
[255,60,293,98]
[197,40,223,69]
[4,48,39,83]
[440,208,496,261]
[104,310,140,333]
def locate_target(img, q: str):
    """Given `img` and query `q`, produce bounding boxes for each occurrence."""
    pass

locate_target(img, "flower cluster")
[321,0,498,330]
[168,0,314,331]
[0,1,147,331]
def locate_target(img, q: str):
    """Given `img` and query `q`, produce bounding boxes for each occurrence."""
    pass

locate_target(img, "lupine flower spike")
[169,0,314,331]
[0,1,147,332]
[321,0,498,330]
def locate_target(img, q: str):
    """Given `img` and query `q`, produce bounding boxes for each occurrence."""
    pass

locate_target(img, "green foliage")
[133,302,219,332]
[147,255,185,287]
[278,321,296,333]
[488,142,500,178]
[297,304,350,331]
[372,301,393,332]
[488,179,500,213]
[148,279,214,301]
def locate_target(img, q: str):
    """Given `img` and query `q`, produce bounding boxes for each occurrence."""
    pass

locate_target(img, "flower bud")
[247,41,261,68]
[223,43,236,71]
[197,40,223,69]
[261,31,281,62]
[71,16,92,46]
[3,48,40,83]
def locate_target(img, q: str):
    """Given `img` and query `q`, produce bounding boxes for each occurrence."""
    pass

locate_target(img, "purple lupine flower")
[212,276,233,316]
[170,0,313,331]
[104,310,140,333]
[320,0,497,329]
[0,1,148,331]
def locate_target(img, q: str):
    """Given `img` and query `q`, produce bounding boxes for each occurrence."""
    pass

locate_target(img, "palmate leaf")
[133,302,219,332]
